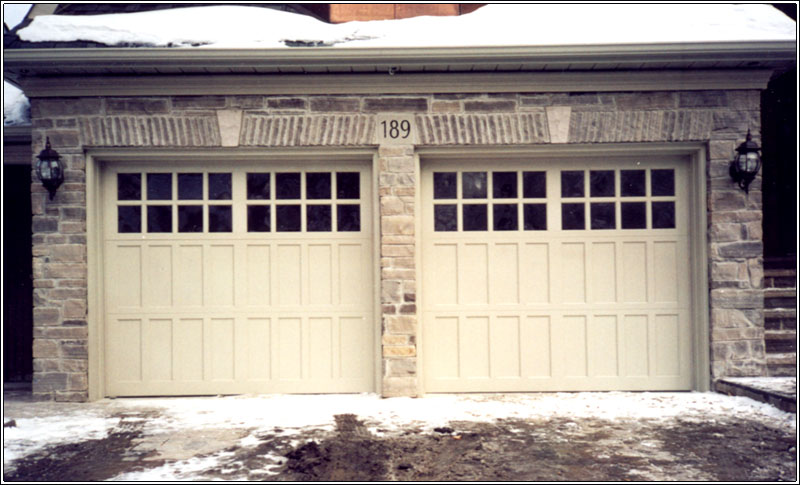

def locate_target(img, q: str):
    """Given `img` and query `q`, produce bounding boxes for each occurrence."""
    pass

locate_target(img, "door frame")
[416,142,709,392]
[86,147,380,399]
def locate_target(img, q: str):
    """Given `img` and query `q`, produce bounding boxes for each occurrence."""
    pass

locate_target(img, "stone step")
[764,268,797,277]
[764,273,797,289]
[764,256,797,271]
[767,353,797,377]
[765,329,797,353]
[765,308,797,330]
[764,288,797,309]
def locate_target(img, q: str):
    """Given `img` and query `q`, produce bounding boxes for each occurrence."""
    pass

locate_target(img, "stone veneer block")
[240,114,374,146]
[415,113,548,145]
[79,116,221,146]
[216,109,243,147]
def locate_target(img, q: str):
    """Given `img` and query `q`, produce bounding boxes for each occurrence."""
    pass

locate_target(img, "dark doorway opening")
[761,67,797,267]
[3,164,33,383]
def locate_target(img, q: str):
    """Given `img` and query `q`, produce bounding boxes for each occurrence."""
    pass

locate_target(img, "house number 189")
[380,119,411,139]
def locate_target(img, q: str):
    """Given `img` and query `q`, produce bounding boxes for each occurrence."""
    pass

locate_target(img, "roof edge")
[4,40,796,75]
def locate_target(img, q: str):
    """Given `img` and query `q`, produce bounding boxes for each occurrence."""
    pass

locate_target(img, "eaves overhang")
[4,41,796,96]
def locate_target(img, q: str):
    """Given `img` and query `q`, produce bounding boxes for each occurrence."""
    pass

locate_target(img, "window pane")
[209,173,232,200]
[209,205,232,232]
[306,172,331,200]
[276,205,301,232]
[336,172,360,199]
[561,203,585,230]
[178,205,203,232]
[651,169,675,196]
[276,173,301,200]
[434,204,457,231]
[590,170,615,197]
[337,204,361,232]
[492,172,517,198]
[590,202,616,230]
[462,172,487,199]
[493,204,518,230]
[147,173,172,200]
[522,172,546,198]
[118,206,141,233]
[307,205,332,232]
[247,205,270,232]
[147,205,172,232]
[178,173,203,200]
[117,173,141,200]
[652,201,676,229]
[463,204,488,231]
[621,170,646,197]
[247,173,270,200]
[621,202,647,229]
[561,171,584,198]
[523,204,547,230]
[433,172,457,199]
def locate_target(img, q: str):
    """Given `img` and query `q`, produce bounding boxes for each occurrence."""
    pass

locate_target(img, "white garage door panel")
[102,163,374,396]
[422,158,693,392]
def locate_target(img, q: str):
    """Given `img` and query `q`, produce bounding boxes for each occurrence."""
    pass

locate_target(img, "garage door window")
[116,170,361,235]
[560,168,676,231]
[116,172,236,234]
[433,171,547,232]
[247,171,360,233]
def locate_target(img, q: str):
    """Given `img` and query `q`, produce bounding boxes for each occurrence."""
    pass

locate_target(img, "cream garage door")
[422,157,693,392]
[102,162,374,396]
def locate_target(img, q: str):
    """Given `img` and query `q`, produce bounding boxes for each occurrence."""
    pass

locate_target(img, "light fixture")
[36,137,64,200]
[729,130,761,194]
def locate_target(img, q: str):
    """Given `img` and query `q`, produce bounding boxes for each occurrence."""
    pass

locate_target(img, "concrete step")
[765,308,797,330]
[767,353,797,378]
[715,377,796,412]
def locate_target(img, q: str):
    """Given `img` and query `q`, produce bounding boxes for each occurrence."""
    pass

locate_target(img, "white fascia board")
[15,70,775,97]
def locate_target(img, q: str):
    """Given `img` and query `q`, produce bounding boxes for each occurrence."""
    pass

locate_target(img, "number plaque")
[374,114,416,145]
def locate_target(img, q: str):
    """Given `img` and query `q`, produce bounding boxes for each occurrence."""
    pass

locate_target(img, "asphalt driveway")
[3,390,796,481]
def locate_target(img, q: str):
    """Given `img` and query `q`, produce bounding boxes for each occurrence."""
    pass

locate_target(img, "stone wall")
[28,90,764,400]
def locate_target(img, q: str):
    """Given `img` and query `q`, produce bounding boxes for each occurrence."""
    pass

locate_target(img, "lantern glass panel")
[746,152,759,171]
[39,160,51,179]
[50,160,61,178]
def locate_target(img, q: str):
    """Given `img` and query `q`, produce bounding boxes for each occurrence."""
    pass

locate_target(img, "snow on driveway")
[106,391,796,433]
[4,390,794,479]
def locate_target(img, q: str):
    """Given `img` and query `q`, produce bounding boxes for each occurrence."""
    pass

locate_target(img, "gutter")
[4,41,796,79]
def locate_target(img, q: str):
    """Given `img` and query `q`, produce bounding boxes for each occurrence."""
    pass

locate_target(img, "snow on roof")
[16,4,796,49]
[3,81,30,127]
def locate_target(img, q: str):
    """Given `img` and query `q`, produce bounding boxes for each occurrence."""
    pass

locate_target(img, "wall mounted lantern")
[36,137,64,200]
[729,130,761,194]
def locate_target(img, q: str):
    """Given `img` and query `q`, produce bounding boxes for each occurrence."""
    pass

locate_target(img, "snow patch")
[3,81,31,126]
[111,451,235,481]
[17,4,796,49]
[3,414,117,466]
